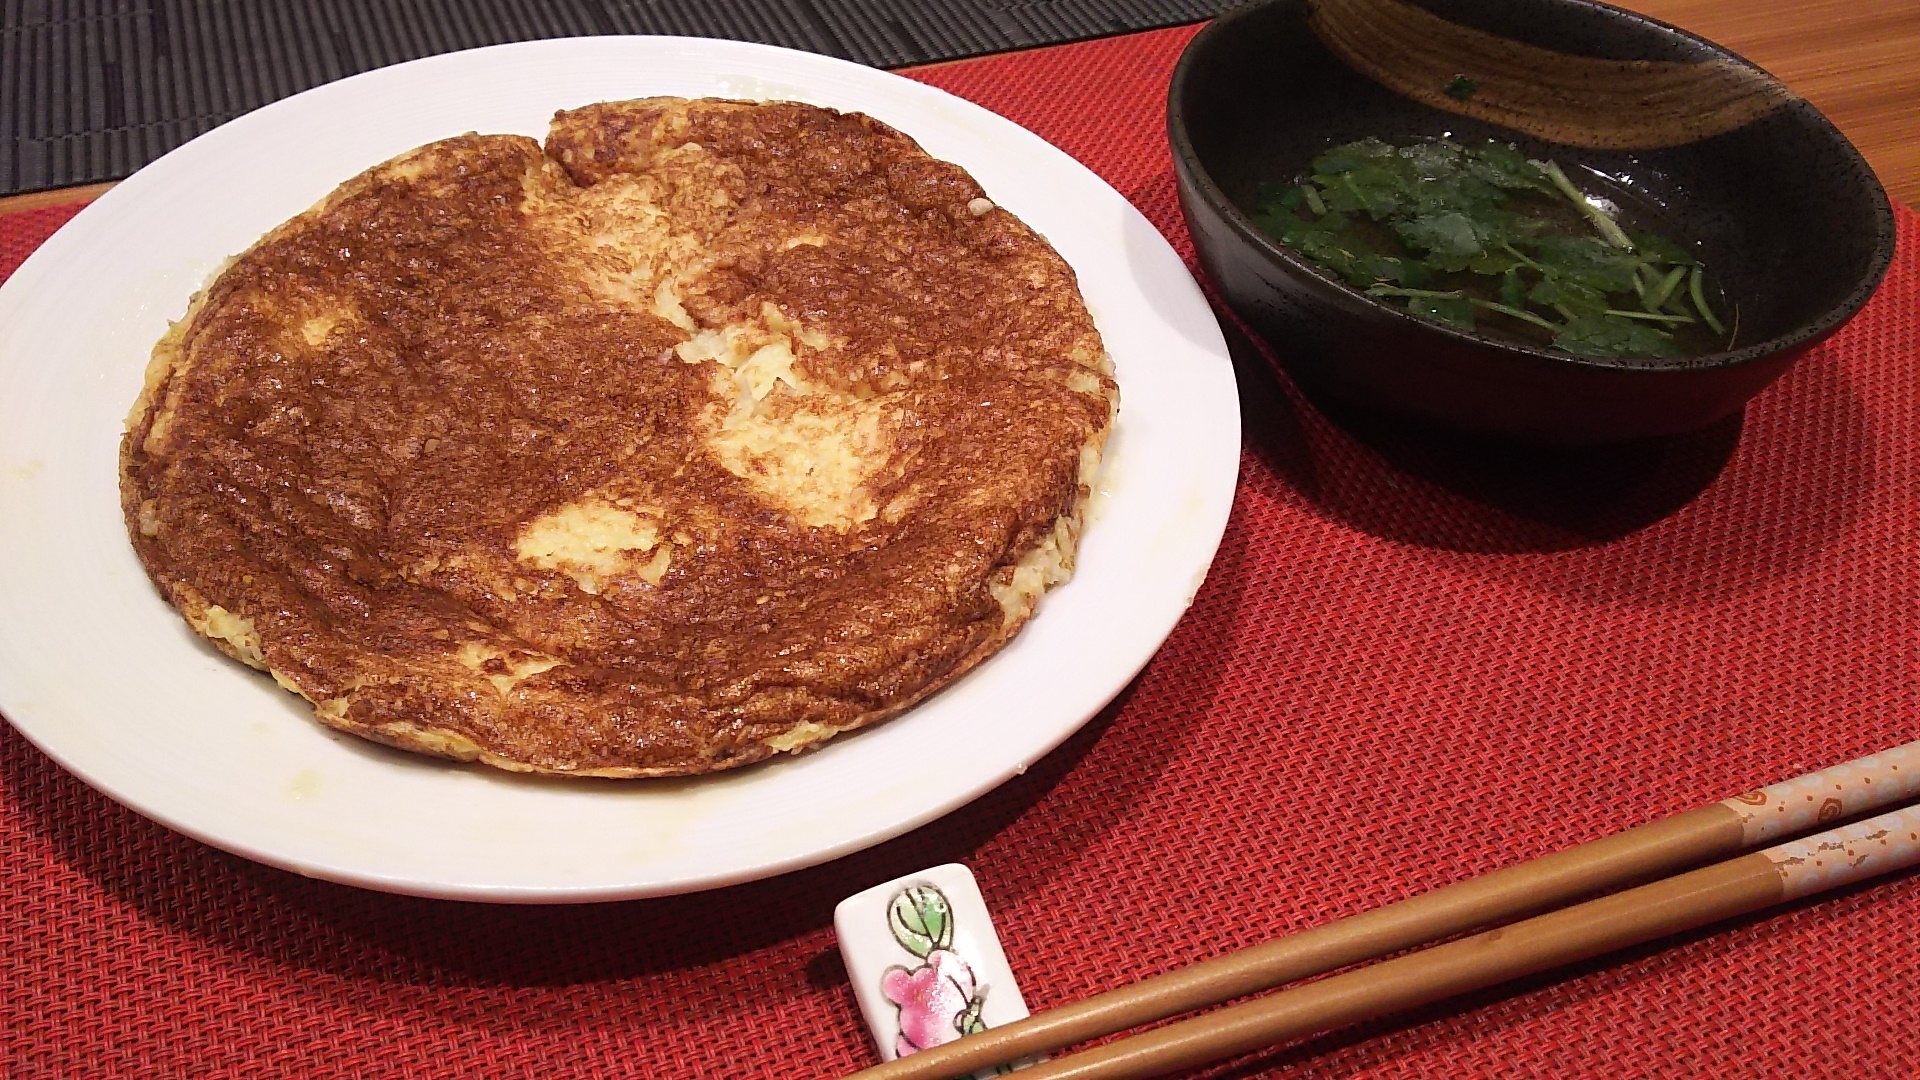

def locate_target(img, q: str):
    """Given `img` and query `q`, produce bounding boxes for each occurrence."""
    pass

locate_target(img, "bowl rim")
[1166,0,1898,374]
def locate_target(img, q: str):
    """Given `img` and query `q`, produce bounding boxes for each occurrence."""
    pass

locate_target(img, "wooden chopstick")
[1010,799,1920,1080]
[846,740,1920,1080]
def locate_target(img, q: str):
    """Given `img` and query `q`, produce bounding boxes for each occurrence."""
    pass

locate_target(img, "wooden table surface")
[2,1,1916,214]
[1618,0,1920,207]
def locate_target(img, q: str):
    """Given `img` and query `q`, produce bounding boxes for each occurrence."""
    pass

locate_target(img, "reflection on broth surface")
[1254,137,1732,360]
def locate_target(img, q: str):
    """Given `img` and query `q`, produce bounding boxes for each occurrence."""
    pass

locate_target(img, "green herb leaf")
[1463,247,1529,277]
[1311,137,1399,175]
[1361,253,1430,286]
[1627,231,1697,266]
[1394,211,1488,260]
[1554,314,1683,359]
[1464,141,1553,193]
[1266,213,1425,288]
[1266,213,1369,284]
[1528,276,1610,319]
[1397,138,1466,179]
[1265,185,1306,213]
[1527,234,1642,294]
[1253,180,1292,204]
[1256,137,1725,360]
[1408,294,1477,329]
[1313,164,1408,218]
[1495,267,1523,308]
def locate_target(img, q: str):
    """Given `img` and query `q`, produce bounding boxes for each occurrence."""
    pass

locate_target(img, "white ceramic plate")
[0,37,1238,902]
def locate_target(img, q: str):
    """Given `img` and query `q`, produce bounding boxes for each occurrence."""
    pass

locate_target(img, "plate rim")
[0,34,1241,902]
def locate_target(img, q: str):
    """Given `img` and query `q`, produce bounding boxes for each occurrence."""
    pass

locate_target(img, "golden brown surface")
[120,98,1116,777]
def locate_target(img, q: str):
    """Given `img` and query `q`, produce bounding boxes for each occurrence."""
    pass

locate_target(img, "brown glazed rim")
[1166,0,1898,375]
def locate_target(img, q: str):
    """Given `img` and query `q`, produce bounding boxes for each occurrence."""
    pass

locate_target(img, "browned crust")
[121,98,1115,777]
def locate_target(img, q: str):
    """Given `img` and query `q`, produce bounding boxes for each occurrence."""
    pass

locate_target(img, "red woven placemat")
[5,24,1918,1078]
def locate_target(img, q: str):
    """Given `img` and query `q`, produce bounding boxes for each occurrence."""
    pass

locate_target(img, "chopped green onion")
[1302,184,1326,216]
[1539,159,1634,251]
[1603,308,1696,324]
[1470,299,1560,332]
[1642,265,1688,312]
[1690,266,1725,334]
[1365,285,1466,299]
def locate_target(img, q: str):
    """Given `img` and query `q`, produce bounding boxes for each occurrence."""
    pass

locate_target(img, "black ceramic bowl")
[1169,0,1895,443]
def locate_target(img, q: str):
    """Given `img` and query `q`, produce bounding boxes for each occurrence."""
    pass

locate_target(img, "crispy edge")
[119,113,1120,779]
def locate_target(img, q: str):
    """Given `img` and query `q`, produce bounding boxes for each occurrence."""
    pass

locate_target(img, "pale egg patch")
[455,641,565,695]
[515,500,674,594]
[681,303,892,531]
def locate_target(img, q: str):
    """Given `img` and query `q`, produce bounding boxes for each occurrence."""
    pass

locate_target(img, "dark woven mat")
[0,0,1234,196]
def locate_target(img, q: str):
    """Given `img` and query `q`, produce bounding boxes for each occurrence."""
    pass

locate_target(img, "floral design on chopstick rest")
[834,863,1035,1077]
[1721,741,1920,844]
[1765,803,1920,901]
[882,886,998,1061]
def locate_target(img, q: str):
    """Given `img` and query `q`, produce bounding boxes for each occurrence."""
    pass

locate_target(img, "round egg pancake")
[119,97,1117,777]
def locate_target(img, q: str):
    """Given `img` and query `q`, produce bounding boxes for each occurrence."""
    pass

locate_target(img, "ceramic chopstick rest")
[835,863,1037,1075]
